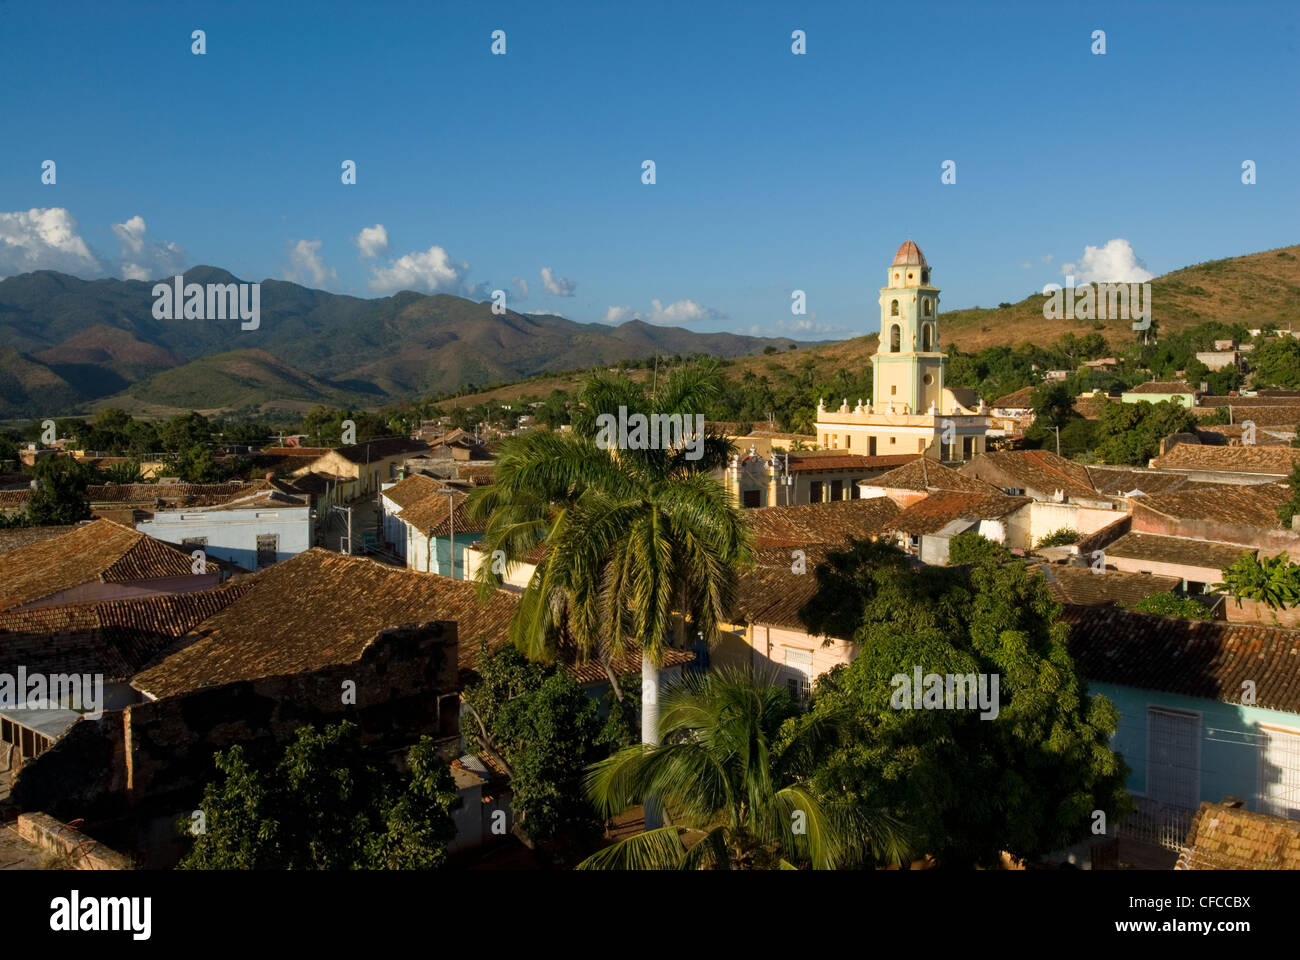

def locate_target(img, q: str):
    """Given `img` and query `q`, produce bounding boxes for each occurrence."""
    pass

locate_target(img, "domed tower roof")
[892,241,927,267]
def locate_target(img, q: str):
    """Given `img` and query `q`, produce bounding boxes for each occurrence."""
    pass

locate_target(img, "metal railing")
[1114,796,1196,852]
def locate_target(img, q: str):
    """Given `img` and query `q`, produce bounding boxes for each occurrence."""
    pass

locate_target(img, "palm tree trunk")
[641,650,662,830]
[600,655,625,702]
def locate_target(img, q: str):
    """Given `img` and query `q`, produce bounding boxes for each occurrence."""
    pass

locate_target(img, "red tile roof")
[867,458,1000,494]
[0,520,216,612]
[787,453,919,473]
[891,491,1029,536]
[1103,532,1252,570]
[1132,483,1289,528]
[1062,606,1300,712]
[1176,803,1300,870]
[746,498,900,548]
[1151,444,1300,477]
[1125,380,1197,394]
[1032,563,1180,608]
[892,240,927,267]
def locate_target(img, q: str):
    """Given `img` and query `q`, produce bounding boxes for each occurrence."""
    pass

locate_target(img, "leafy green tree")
[1127,592,1212,620]
[158,411,212,453]
[460,643,621,850]
[1031,382,1076,430]
[1279,463,1300,527]
[579,669,908,870]
[1250,338,1300,389]
[179,722,458,870]
[1036,528,1080,548]
[790,540,1131,867]
[25,456,93,525]
[948,531,1014,565]
[1093,400,1198,466]
[1215,552,1300,610]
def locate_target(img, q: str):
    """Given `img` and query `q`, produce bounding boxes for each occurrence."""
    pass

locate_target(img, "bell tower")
[873,241,945,415]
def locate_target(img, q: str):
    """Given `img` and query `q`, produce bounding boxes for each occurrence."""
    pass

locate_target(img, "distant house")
[287,438,430,500]
[1121,380,1198,407]
[1064,607,1300,830]
[1149,444,1300,483]
[887,491,1029,563]
[136,486,313,570]
[724,448,919,508]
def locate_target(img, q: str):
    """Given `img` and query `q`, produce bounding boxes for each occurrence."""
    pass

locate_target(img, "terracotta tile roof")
[0,525,80,556]
[991,386,1034,409]
[1085,467,1191,497]
[1196,405,1300,426]
[336,437,429,464]
[1061,606,1300,712]
[787,453,919,473]
[892,240,926,267]
[381,473,445,510]
[891,491,1029,536]
[0,582,251,679]
[399,489,486,537]
[733,547,829,631]
[1031,563,1179,608]
[130,550,520,698]
[867,458,1001,494]
[746,498,901,548]
[451,463,497,482]
[259,446,334,457]
[86,481,270,506]
[0,520,212,612]
[1151,444,1300,476]
[1176,802,1300,870]
[1075,514,1131,555]
[1125,380,1197,394]
[127,549,685,696]
[962,450,1101,501]
[196,489,307,511]
[1132,484,1289,528]
[1196,424,1292,445]
[1103,532,1252,570]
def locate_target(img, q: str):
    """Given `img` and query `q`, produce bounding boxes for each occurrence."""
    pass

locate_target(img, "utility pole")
[1055,424,1061,457]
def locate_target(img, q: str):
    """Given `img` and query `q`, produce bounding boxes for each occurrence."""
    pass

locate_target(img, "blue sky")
[2,0,1296,340]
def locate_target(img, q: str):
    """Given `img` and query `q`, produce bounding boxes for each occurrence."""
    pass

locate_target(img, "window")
[256,534,279,569]
[890,324,901,352]
[809,481,823,503]
[783,648,813,703]
[831,479,843,500]
[1147,707,1200,810]
[921,268,930,284]
[923,299,933,317]
[889,437,896,444]
[832,434,838,448]
[963,436,974,458]
[923,373,933,385]
[907,272,914,281]
[845,435,851,449]
[890,385,897,395]
[890,300,900,317]
[742,489,760,508]
[922,323,933,350]
[868,437,876,456]
[181,537,207,548]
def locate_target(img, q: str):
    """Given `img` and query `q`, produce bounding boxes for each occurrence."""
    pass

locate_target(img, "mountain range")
[0,268,803,419]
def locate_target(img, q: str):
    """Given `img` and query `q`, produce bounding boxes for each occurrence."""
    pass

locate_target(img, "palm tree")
[468,363,752,751]
[577,669,909,870]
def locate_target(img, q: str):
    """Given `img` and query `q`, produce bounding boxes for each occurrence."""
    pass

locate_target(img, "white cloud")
[111,215,186,280]
[643,298,724,326]
[284,239,338,288]
[0,207,104,279]
[368,245,468,294]
[540,266,576,296]
[512,276,529,299]
[602,299,726,327]
[354,224,389,259]
[1061,238,1153,284]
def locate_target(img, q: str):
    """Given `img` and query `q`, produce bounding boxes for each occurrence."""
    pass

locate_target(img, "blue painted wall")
[138,508,314,570]
[1094,681,1300,814]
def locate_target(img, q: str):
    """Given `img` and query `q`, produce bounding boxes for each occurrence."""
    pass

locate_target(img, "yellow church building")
[814,241,990,461]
